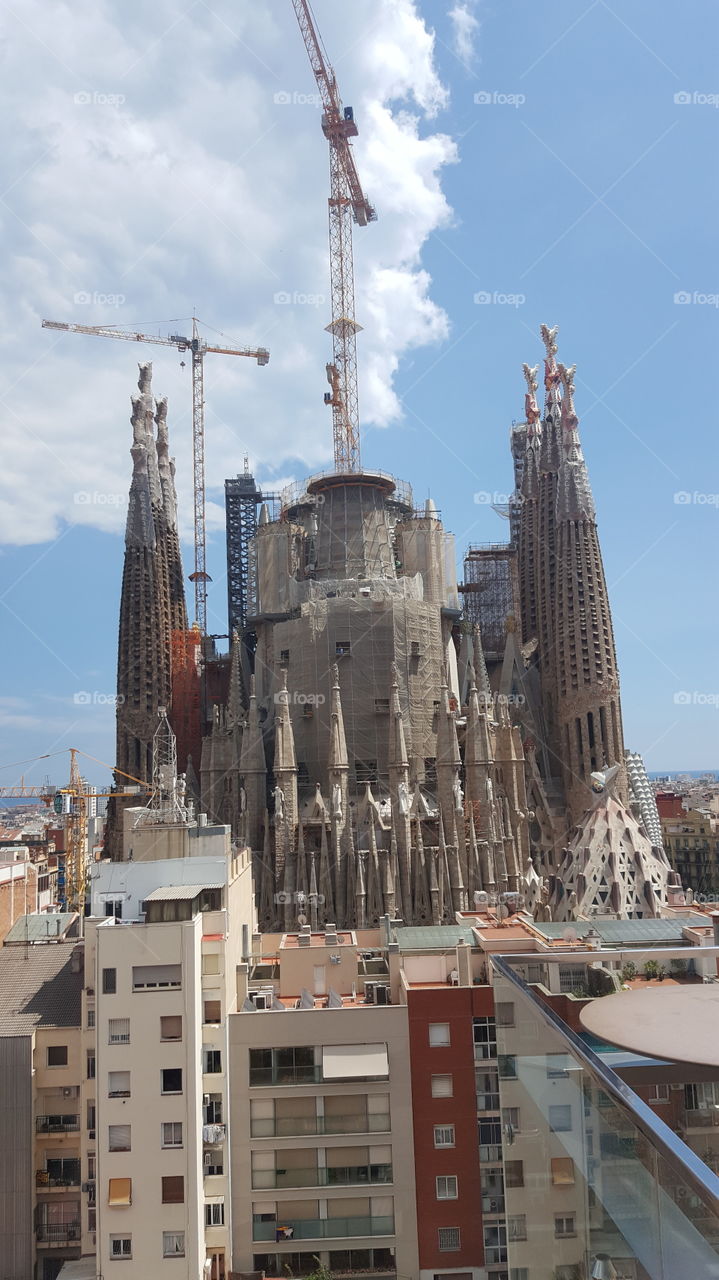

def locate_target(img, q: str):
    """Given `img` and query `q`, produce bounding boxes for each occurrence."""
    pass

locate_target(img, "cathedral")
[111,327,672,925]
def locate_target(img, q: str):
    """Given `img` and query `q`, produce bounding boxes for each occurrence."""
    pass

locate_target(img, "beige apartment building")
[88,831,253,1279]
[229,924,419,1280]
[0,940,89,1280]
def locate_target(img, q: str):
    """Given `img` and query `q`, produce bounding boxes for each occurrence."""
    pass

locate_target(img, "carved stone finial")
[523,362,540,429]
[523,362,539,396]
[540,324,559,361]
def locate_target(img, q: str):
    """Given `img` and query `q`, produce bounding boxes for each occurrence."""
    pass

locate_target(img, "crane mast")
[42,318,269,633]
[291,0,376,474]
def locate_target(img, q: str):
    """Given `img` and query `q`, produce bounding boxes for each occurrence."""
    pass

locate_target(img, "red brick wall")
[407,986,494,1271]
[0,864,37,944]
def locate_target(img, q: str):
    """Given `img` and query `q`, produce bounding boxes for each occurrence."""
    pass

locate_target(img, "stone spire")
[518,363,541,645]
[388,663,411,920]
[240,676,266,852]
[273,670,298,856]
[556,363,595,522]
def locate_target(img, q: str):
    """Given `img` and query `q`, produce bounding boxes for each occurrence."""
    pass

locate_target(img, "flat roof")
[143,882,223,902]
[580,986,719,1067]
[395,925,476,951]
[282,931,353,949]
[530,918,704,945]
[5,913,78,944]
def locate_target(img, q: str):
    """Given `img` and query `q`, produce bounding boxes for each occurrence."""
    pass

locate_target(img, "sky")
[0,0,717,791]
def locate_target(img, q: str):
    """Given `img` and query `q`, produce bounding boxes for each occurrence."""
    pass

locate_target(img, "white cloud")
[448,2,481,65]
[0,0,458,548]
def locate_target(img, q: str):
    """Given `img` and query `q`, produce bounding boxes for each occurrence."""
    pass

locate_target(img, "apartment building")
[0,940,87,1280]
[229,924,419,1280]
[88,833,253,1279]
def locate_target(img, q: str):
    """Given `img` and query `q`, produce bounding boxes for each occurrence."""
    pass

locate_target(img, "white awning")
[322,1043,389,1081]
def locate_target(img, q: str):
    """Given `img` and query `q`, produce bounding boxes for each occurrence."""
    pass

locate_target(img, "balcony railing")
[250,1066,322,1087]
[481,1194,506,1214]
[36,1168,81,1188]
[253,1216,395,1242]
[36,1115,79,1133]
[251,1113,391,1139]
[36,1220,81,1244]
[252,1164,392,1190]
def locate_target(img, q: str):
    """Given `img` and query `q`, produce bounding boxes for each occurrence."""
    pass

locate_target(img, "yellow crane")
[42,317,269,633]
[0,749,149,914]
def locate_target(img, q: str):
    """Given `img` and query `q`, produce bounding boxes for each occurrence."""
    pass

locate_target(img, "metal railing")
[250,1113,391,1138]
[252,1164,392,1190]
[253,1215,395,1242]
[35,1220,81,1243]
[36,1115,79,1133]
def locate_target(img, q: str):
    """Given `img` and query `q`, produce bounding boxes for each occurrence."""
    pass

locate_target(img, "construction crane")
[0,749,149,915]
[290,0,376,474]
[42,317,269,634]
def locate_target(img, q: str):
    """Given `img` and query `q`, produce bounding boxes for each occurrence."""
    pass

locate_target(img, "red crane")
[291,0,376,474]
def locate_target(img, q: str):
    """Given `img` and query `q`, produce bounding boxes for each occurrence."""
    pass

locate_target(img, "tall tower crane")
[42,317,269,634]
[291,0,376,474]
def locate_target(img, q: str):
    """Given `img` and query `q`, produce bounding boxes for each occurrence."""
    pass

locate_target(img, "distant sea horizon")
[648,770,719,781]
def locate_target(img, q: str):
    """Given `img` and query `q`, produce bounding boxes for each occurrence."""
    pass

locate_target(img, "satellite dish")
[563,926,579,944]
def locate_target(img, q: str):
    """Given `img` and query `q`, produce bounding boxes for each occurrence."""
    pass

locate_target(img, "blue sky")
[1,0,717,790]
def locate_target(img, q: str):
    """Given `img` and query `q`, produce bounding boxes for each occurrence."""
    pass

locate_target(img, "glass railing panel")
[250,1113,391,1138]
[491,956,719,1280]
[253,1216,395,1241]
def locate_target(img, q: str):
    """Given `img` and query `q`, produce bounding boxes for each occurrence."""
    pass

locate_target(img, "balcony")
[250,1066,322,1087]
[202,1123,226,1144]
[36,1115,80,1134]
[684,1109,719,1130]
[253,1216,395,1242]
[251,1113,391,1139]
[252,1164,393,1190]
[35,1220,81,1244]
[36,1166,81,1189]
[481,1194,506,1214]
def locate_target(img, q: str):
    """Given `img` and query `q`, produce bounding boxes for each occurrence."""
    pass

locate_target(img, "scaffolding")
[225,463,280,638]
[460,543,519,657]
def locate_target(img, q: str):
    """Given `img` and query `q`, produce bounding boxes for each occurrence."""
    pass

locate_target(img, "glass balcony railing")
[492,955,719,1280]
[253,1216,395,1242]
[251,1113,391,1138]
[250,1066,322,1087]
[252,1164,392,1190]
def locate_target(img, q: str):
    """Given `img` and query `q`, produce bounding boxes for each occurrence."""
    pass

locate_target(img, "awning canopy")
[322,1043,389,1081]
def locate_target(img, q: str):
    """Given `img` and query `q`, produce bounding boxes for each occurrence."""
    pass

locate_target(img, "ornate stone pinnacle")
[523,363,539,396]
[539,324,558,362]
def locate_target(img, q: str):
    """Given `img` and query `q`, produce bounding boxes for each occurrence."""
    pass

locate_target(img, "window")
[47,1045,68,1067]
[87,1101,96,1132]
[204,1095,223,1125]
[436,1175,458,1200]
[649,1083,669,1103]
[204,1000,222,1024]
[108,1071,130,1098]
[685,1082,719,1110]
[205,1201,225,1226]
[87,1050,96,1079]
[549,1104,572,1133]
[103,968,117,994]
[108,1177,132,1205]
[511,1270,529,1280]
[498,1054,517,1079]
[280,649,290,663]
[133,964,181,991]
[162,1175,184,1204]
[162,1122,183,1148]
[502,1107,520,1133]
[507,1215,527,1241]
[203,1048,222,1074]
[87,1007,95,1029]
[161,1068,183,1095]
[478,1118,502,1161]
[551,1158,575,1187]
[109,1018,130,1045]
[555,1215,576,1238]
[163,1232,185,1257]
[473,1016,496,1059]
[202,953,220,975]
[559,965,587,994]
[161,1015,182,1041]
[429,1023,451,1047]
[505,1160,524,1188]
[109,1125,131,1152]
[483,1224,507,1265]
[434,1125,455,1148]
[438,1227,460,1252]
[110,1235,132,1259]
[547,1053,570,1078]
[495,1001,515,1027]
[431,1074,453,1098]
[476,1068,499,1110]
[204,1156,224,1176]
[335,640,351,657]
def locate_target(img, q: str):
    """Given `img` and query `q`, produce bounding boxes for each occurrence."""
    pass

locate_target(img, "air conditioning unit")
[374,983,390,1006]
[364,981,377,1004]
[253,993,269,1010]
[63,1087,76,1098]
